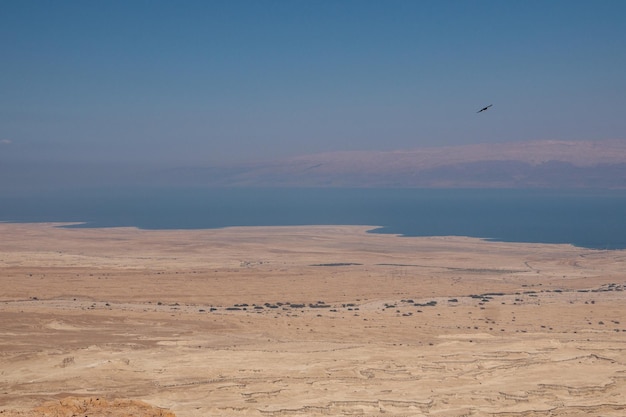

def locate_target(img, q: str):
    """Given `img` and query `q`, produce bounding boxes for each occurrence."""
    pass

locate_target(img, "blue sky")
[1,0,625,166]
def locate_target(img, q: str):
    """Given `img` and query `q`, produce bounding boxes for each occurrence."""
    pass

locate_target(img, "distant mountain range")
[154,140,626,188]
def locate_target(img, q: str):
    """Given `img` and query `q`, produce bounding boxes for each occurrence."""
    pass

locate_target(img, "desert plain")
[0,222,625,417]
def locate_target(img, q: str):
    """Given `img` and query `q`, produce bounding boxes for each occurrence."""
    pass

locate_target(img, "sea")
[1,187,626,250]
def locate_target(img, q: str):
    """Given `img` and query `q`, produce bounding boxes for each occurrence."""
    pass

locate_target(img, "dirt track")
[1,223,625,416]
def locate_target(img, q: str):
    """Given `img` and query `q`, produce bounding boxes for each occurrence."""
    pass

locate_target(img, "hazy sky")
[1,0,625,167]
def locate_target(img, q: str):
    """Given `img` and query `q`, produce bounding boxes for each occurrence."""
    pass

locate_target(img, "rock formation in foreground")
[0,397,176,417]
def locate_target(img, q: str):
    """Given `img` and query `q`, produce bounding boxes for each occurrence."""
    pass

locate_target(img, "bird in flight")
[477,104,493,113]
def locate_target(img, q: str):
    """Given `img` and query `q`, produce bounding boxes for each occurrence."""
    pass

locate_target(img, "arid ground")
[1,222,625,416]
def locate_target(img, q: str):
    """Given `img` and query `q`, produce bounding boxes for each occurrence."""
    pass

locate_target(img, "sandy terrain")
[1,222,625,416]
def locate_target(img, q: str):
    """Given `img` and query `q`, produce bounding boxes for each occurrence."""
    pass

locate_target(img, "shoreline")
[3,187,626,250]
[3,219,623,250]
[1,222,625,416]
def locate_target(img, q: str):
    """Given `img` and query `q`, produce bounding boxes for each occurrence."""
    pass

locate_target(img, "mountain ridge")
[155,140,626,188]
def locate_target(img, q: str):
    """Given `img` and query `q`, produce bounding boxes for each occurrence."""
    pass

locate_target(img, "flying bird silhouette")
[477,104,492,113]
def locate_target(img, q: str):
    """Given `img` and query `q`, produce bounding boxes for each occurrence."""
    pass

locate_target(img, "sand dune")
[1,223,625,416]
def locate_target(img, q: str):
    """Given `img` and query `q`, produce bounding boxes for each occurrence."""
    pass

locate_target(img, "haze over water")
[2,3,626,250]
[2,187,626,249]
[2,2,626,180]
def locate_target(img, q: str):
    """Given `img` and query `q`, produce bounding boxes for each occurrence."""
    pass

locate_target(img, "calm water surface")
[2,188,625,249]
